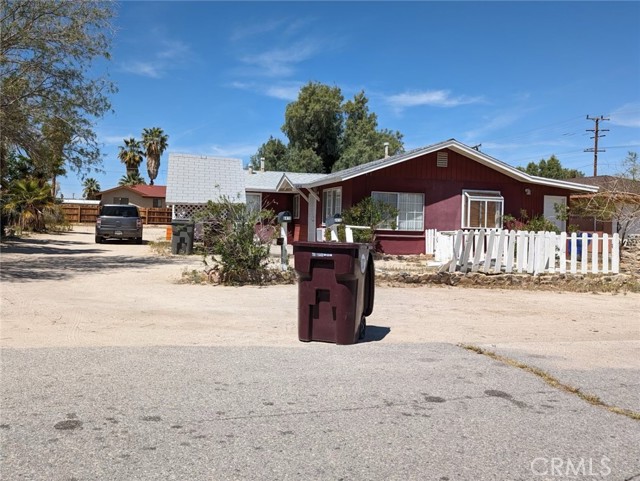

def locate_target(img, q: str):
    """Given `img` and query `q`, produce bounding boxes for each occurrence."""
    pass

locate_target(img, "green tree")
[82,178,101,200]
[141,127,169,185]
[0,0,116,182]
[256,84,404,174]
[2,178,55,232]
[118,172,146,186]
[249,136,288,171]
[282,82,344,173]
[118,138,144,176]
[333,91,404,172]
[517,155,584,179]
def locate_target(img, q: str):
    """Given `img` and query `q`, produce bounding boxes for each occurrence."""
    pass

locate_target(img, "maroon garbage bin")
[293,241,375,345]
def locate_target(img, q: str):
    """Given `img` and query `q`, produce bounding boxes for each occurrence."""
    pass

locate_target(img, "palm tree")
[141,127,168,185]
[118,172,146,186]
[82,178,101,200]
[118,138,143,176]
[2,178,55,232]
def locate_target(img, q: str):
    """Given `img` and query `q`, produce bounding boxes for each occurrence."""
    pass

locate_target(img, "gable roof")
[293,139,599,193]
[166,153,246,204]
[245,170,327,193]
[97,185,166,198]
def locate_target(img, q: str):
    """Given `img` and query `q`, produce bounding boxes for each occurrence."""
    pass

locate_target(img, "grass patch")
[459,343,640,421]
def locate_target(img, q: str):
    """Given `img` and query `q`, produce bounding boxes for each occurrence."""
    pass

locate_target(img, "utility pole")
[584,115,609,176]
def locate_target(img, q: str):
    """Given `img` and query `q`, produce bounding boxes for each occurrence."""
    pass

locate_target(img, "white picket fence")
[428,229,620,275]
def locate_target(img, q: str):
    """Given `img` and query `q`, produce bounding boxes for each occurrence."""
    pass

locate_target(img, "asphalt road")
[1,343,638,481]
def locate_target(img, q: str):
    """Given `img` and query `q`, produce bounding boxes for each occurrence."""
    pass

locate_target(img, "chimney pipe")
[248,166,253,175]
[383,142,390,159]
[260,157,265,172]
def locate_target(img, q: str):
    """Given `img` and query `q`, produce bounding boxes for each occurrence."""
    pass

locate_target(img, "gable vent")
[436,151,448,168]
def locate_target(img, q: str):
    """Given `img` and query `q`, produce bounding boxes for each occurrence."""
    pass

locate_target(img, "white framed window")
[152,198,163,208]
[292,194,300,219]
[246,193,262,214]
[462,190,504,229]
[322,187,342,224]
[113,196,129,205]
[372,191,424,231]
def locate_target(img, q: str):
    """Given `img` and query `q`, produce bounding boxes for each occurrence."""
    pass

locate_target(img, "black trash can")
[171,219,194,255]
[293,241,375,345]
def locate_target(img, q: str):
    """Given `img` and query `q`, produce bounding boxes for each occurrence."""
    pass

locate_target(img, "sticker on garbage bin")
[360,253,367,273]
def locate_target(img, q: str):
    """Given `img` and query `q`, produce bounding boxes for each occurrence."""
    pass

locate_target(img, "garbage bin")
[568,232,592,260]
[293,241,375,345]
[171,219,194,255]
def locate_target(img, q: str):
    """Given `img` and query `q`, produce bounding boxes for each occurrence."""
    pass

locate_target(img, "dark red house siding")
[315,149,579,254]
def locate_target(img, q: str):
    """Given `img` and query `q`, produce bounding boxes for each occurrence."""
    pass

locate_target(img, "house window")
[462,190,504,229]
[113,197,129,205]
[246,193,262,214]
[372,191,424,231]
[292,194,300,219]
[152,198,163,208]
[322,188,342,224]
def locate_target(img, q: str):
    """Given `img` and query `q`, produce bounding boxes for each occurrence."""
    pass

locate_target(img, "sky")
[59,1,640,199]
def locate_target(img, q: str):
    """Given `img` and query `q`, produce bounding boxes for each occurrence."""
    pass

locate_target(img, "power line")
[584,115,609,176]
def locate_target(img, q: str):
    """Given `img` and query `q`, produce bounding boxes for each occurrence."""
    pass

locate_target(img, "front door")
[543,195,567,232]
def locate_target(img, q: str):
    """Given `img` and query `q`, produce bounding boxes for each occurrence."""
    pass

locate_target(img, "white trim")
[301,139,599,193]
[293,194,300,219]
[461,189,504,229]
[246,192,262,214]
[322,187,342,224]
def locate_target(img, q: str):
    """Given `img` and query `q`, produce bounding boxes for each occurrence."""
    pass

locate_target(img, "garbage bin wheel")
[358,316,366,340]
[135,237,143,245]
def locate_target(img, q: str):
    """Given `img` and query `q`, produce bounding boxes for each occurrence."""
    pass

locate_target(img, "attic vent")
[436,152,448,168]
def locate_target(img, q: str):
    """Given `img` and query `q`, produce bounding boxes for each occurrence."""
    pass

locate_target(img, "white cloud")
[120,61,162,79]
[240,41,319,78]
[610,103,640,128]
[100,134,135,146]
[230,81,301,101]
[173,142,258,159]
[120,38,195,78]
[386,89,484,110]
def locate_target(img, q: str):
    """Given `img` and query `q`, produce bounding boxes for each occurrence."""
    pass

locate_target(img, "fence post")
[612,233,620,274]
[581,232,589,274]
[547,232,557,274]
[559,232,567,274]
[459,230,474,273]
[483,230,496,273]
[505,230,516,273]
[570,233,578,274]
[526,231,536,274]
[602,233,609,274]
[591,233,599,274]
[450,230,463,273]
[496,230,507,272]
[471,230,485,272]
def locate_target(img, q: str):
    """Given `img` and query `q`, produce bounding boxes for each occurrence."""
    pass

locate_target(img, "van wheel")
[136,237,143,244]
[95,235,103,244]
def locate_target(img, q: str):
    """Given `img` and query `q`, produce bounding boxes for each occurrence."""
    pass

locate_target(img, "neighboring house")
[165,153,245,219]
[566,175,640,237]
[96,185,166,208]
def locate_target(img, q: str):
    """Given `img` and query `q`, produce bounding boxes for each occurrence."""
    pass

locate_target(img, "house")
[165,153,245,219]
[165,140,599,255]
[245,169,327,242]
[96,185,167,208]
[566,175,640,238]
[270,139,598,254]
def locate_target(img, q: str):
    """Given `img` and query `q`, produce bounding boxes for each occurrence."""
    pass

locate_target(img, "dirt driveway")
[1,225,639,409]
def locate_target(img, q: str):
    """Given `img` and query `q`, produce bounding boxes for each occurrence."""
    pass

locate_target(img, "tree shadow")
[361,325,391,343]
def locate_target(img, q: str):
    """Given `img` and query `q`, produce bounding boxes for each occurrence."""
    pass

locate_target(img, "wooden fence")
[61,204,172,225]
[430,229,620,275]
